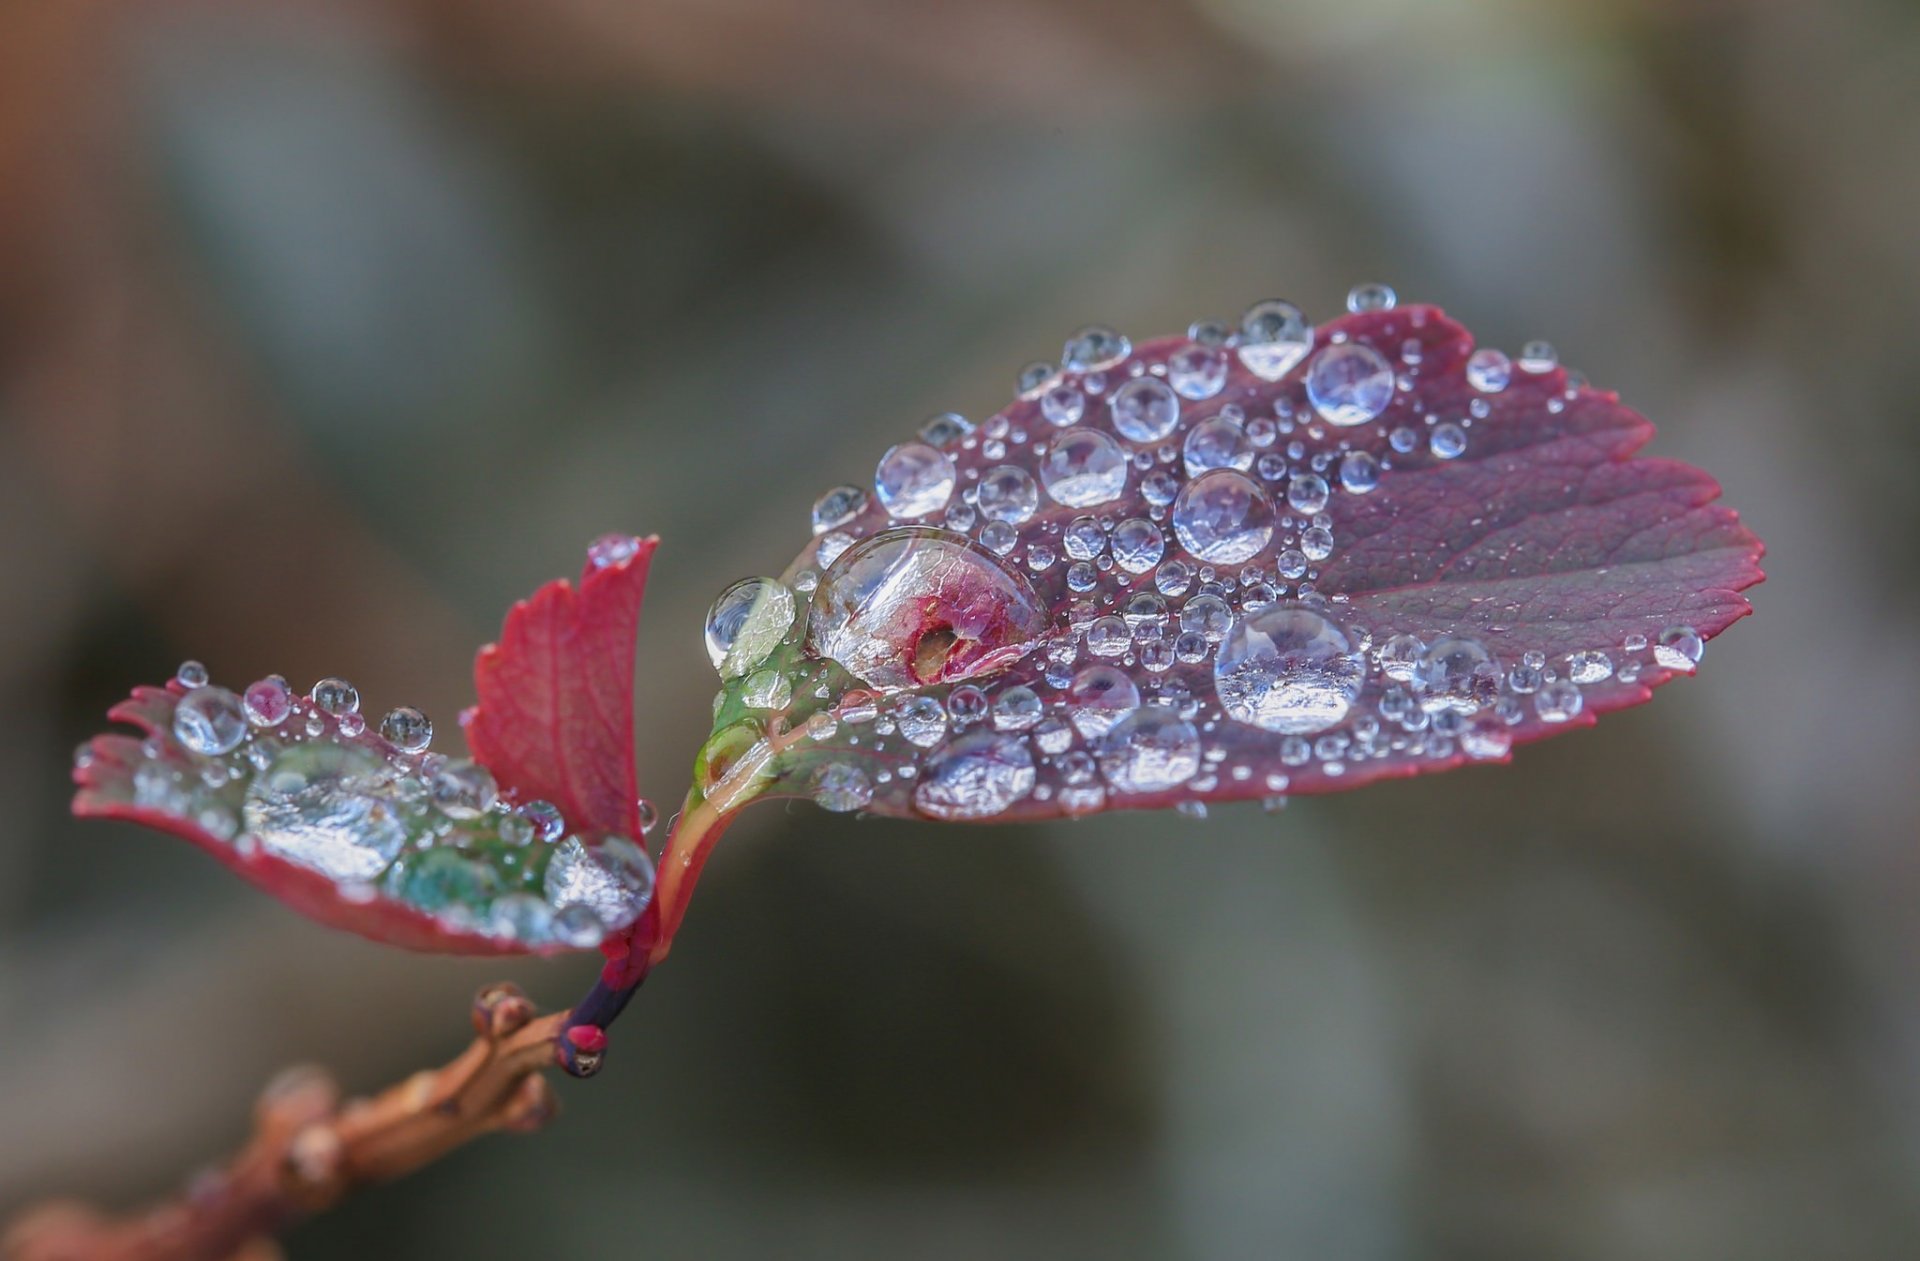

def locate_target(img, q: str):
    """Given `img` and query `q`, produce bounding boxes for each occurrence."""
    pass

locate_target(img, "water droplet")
[398,848,501,916]
[1654,625,1704,671]
[379,706,433,753]
[489,893,556,942]
[553,904,608,948]
[243,742,411,882]
[914,731,1035,819]
[175,661,209,689]
[1429,423,1467,460]
[243,676,292,728]
[1338,451,1381,494]
[1179,593,1234,641]
[976,465,1039,523]
[741,668,793,710]
[811,485,868,535]
[875,442,956,519]
[173,686,248,756]
[1039,428,1129,508]
[1086,616,1130,658]
[809,528,1048,692]
[1306,344,1394,426]
[1535,678,1583,722]
[587,534,641,569]
[992,685,1043,731]
[1109,377,1181,443]
[1415,636,1499,713]
[520,799,566,842]
[311,678,360,717]
[705,577,796,679]
[1518,340,1559,372]
[1346,281,1396,312]
[1168,342,1229,399]
[1466,348,1512,393]
[1062,325,1131,373]
[813,762,873,812]
[1041,384,1086,426]
[545,835,654,929]
[1300,526,1334,561]
[1183,416,1253,475]
[432,760,498,819]
[1172,470,1274,565]
[1460,714,1512,760]
[1064,516,1108,560]
[1213,605,1362,734]
[1566,649,1614,684]
[1097,707,1200,794]
[1238,300,1313,381]
[919,412,973,446]
[1286,472,1330,516]
[896,696,948,747]
[1111,518,1165,574]
[1064,665,1140,739]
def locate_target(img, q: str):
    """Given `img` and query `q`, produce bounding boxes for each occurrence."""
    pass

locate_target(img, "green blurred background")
[2,1,1915,1257]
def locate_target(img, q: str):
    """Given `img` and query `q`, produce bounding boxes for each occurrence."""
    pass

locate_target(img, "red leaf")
[70,536,661,955]
[705,297,1763,823]
[464,536,657,843]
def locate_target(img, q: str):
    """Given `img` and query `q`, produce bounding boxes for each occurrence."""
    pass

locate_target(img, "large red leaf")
[689,296,1764,829]
[70,537,660,954]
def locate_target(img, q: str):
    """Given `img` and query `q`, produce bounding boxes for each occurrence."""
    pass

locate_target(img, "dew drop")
[1346,281,1397,312]
[1039,428,1129,508]
[875,443,957,519]
[896,695,948,747]
[1286,472,1330,516]
[1111,518,1165,574]
[914,731,1036,819]
[1535,678,1584,722]
[545,836,654,930]
[1109,376,1182,444]
[1415,636,1499,713]
[813,762,873,813]
[379,706,433,753]
[1066,665,1140,740]
[1172,470,1274,565]
[811,485,869,535]
[175,661,209,689]
[705,577,797,679]
[244,676,293,728]
[1062,325,1131,374]
[242,742,411,882]
[1338,451,1381,494]
[1183,415,1253,476]
[587,534,641,569]
[808,528,1048,693]
[173,686,248,756]
[1168,342,1229,400]
[1654,625,1704,671]
[311,678,360,717]
[1097,707,1201,794]
[1238,300,1314,381]
[1040,384,1086,427]
[1466,348,1512,393]
[431,760,498,819]
[1214,605,1362,734]
[976,465,1040,524]
[1429,423,1468,460]
[1518,340,1559,372]
[1305,344,1394,426]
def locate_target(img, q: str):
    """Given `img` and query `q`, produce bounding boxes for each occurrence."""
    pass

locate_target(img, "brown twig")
[3,984,579,1261]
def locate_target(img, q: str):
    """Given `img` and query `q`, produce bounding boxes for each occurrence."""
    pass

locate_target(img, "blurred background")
[1,1,1915,1257]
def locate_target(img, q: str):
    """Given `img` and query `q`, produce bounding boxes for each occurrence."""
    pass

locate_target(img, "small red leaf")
[464,536,657,843]
[70,537,662,956]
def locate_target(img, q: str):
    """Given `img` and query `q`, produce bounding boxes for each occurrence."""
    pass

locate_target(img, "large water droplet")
[1183,416,1252,475]
[174,686,247,756]
[1039,428,1129,508]
[811,484,868,534]
[874,442,957,519]
[1062,325,1131,373]
[1214,606,1363,734]
[705,577,797,679]
[808,528,1049,693]
[1172,470,1274,565]
[1065,665,1141,740]
[1654,625,1704,671]
[1415,636,1499,713]
[544,835,654,930]
[976,465,1040,523]
[379,706,433,753]
[914,731,1036,820]
[1238,300,1313,381]
[1168,342,1229,399]
[1305,344,1394,426]
[1466,348,1512,393]
[1111,518,1165,574]
[1097,707,1201,794]
[242,742,412,882]
[1109,377,1181,443]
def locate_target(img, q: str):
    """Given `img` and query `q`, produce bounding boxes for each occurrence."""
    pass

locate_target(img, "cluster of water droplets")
[700,287,1708,821]
[85,554,661,949]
